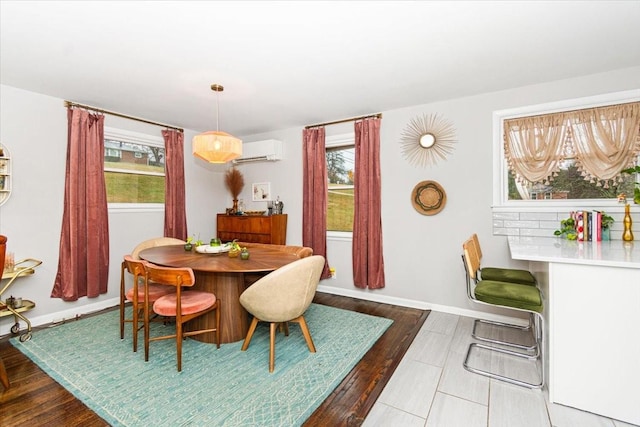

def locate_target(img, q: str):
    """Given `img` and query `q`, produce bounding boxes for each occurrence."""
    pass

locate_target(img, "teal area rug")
[11,303,392,427]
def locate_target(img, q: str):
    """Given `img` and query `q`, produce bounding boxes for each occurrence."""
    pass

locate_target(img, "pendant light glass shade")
[192,84,242,163]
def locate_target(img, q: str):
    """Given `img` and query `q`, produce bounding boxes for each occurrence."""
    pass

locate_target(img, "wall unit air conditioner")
[232,139,283,164]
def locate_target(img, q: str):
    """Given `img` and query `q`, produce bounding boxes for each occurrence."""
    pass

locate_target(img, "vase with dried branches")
[224,167,245,214]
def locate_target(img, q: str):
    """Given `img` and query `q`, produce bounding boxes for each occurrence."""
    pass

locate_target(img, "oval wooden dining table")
[138,244,300,344]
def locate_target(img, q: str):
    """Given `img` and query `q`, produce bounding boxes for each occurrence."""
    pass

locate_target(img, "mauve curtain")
[302,127,331,279]
[51,108,109,300]
[353,118,385,289]
[162,129,187,239]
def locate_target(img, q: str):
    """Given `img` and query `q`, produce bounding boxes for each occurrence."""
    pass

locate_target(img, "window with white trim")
[494,91,640,208]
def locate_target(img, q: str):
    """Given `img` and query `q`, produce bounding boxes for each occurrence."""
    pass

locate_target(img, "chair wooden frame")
[462,237,544,389]
[240,255,325,372]
[119,238,185,352]
[120,255,175,352]
[242,314,316,373]
[143,262,220,372]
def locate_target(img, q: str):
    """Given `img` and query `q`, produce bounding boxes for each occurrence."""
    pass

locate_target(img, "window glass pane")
[104,138,165,204]
[105,171,165,203]
[326,145,354,232]
[507,159,637,201]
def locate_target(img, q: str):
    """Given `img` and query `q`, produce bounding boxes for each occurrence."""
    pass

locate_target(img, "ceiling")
[2,1,640,136]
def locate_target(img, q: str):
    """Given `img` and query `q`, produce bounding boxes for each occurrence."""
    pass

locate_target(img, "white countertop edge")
[507,236,640,269]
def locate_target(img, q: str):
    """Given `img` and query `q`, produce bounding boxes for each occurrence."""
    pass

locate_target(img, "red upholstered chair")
[143,262,220,372]
[120,255,176,352]
[119,237,184,352]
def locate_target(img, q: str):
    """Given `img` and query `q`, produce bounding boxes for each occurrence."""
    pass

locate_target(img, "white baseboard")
[1,297,120,338]
[2,288,528,339]
[316,285,528,326]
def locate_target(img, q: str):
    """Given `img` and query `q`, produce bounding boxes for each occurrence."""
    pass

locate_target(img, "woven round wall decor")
[411,180,446,215]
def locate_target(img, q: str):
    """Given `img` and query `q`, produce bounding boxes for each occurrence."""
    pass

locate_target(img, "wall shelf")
[0,143,11,206]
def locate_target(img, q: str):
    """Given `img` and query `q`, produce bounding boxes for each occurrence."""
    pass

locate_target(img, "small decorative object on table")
[240,247,250,260]
[184,236,194,251]
[228,240,241,257]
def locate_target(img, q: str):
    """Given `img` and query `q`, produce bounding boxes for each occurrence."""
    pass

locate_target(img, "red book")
[577,211,585,241]
[593,210,602,241]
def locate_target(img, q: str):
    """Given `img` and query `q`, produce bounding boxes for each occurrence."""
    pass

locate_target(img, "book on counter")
[576,210,602,242]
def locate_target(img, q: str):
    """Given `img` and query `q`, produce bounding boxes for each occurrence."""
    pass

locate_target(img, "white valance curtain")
[504,102,640,188]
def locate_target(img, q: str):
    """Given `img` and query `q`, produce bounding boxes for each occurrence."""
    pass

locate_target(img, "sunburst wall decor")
[400,113,457,167]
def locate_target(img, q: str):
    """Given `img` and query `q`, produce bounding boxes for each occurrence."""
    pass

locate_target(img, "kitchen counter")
[507,235,640,268]
[507,236,640,425]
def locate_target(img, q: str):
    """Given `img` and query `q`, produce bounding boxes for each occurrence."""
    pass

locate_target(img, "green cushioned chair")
[472,234,537,286]
[474,280,543,313]
[462,237,544,389]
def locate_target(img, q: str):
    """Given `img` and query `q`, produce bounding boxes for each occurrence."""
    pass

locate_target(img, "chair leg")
[241,317,260,351]
[144,301,150,362]
[295,316,316,353]
[463,342,542,389]
[464,312,544,389]
[119,300,125,340]
[120,263,125,340]
[269,322,277,373]
[176,319,182,372]
[472,314,538,354]
[0,357,9,390]
[215,300,221,349]
[132,305,139,352]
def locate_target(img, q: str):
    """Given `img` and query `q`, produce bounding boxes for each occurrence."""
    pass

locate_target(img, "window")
[104,128,165,207]
[495,91,640,207]
[326,134,355,232]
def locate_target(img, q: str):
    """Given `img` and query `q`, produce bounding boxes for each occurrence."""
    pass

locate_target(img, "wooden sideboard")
[216,214,287,244]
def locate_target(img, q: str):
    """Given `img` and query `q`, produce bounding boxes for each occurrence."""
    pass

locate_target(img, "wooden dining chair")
[461,237,544,388]
[119,237,184,351]
[239,255,325,372]
[143,262,220,372]
[120,255,175,352]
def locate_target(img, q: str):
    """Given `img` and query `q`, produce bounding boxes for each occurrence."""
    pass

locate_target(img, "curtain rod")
[64,101,184,132]
[304,112,382,129]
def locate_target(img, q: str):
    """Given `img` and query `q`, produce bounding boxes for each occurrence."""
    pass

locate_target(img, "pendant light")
[192,84,242,163]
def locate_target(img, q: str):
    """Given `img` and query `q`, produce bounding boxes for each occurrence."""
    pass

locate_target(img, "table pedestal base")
[186,271,250,344]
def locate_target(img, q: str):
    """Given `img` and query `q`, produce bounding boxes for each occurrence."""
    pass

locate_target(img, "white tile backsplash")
[493,208,633,240]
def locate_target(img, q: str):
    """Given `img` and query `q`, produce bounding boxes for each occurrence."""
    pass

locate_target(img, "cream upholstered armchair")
[239,255,325,372]
[131,237,186,260]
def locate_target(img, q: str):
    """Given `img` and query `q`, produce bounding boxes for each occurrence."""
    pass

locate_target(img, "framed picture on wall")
[252,182,271,201]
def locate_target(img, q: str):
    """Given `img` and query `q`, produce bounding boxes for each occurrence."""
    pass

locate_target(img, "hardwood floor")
[0,292,429,427]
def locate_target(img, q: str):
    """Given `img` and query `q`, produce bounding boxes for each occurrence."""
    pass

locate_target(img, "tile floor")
[362,311,639,427]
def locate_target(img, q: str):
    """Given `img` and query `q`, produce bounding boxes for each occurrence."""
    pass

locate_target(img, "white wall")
[0,85,228,334]
[1,66,639,335]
